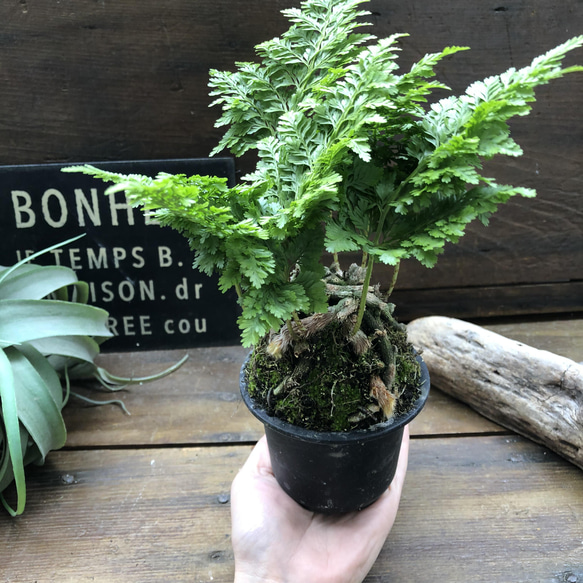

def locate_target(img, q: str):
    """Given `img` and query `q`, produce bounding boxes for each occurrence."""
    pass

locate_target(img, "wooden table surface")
[1,319,582,583]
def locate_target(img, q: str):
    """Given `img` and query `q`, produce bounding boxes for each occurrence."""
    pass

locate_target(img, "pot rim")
[240,353,430,444]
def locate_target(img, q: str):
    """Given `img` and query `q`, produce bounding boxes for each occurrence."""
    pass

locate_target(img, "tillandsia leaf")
[0,234,86,287]
[0,426,11,492]
[0,348,26,516]
[92,353,190,387]
[30,335,102,368]
[5,345,67,460]
[0,299,112,348]
[68,392,130,416]
[0,424,31,499]
[0,264,82,301]
[0,238,189,515]
[64,354,190,414]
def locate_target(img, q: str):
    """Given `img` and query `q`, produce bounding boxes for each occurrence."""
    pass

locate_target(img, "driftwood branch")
[407,316,583,470]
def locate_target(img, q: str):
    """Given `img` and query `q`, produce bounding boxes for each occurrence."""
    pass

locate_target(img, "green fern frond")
[64,1,583,346]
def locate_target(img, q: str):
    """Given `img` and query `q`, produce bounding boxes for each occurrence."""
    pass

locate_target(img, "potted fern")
[66,0,583,512]
[0,237,186,516]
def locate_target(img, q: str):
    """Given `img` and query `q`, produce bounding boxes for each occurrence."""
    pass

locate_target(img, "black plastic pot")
[240,354,430,514]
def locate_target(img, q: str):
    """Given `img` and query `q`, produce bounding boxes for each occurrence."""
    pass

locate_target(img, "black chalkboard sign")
[0,159,241,352]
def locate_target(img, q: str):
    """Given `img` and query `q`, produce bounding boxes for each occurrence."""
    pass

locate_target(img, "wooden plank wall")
[1,0,582,321]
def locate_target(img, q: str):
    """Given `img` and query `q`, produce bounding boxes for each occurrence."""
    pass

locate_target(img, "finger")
[235,434,274,481]
[320,425,410,581]
[351,424,410,528]
[231,436,268,515]
[390,424,410,496]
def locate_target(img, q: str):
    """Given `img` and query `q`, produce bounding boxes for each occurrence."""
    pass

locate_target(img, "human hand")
[230,425,410,583]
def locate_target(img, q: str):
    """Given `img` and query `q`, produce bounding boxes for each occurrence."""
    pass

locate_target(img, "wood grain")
[412,318,583,436]
[0,0,581,317]
[485,319,583,363]
[1,436,581,583]
[63,343,504,448]
[408,316,583,469]
[410,386,505,436]
[62,319,581,447]
[0,446,239,583]
[3,320,581,581]
[389,281,583,322]
[372,435,583,583]
[62,345,260,447]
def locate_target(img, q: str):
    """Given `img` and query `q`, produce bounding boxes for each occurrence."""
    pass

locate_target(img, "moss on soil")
[246,311,421,432]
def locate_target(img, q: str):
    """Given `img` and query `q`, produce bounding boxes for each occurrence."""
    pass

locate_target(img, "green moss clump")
[246,316,421,432]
